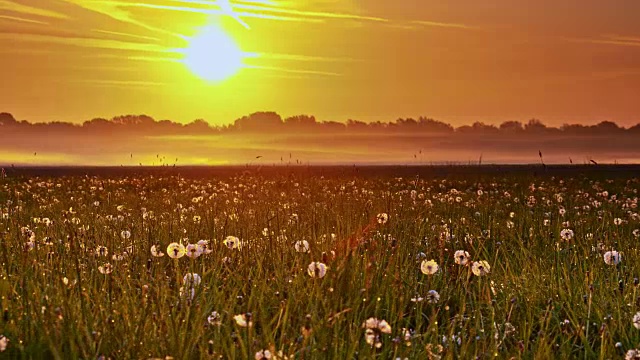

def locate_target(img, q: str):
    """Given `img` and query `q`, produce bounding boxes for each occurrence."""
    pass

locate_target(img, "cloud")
[65,79,168,87]
[111,1,325,24]
[247,52,360,63]
[59,0,183,39]
[411,20,477,30]
[244,65,342,77]
[0,14,49,24]
[0,31,175,54]
[566,35,640,48]
[91,29,162,43]
[0,0,68,19]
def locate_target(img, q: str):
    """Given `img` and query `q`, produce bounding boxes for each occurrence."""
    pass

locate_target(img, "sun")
[182,26,245,82]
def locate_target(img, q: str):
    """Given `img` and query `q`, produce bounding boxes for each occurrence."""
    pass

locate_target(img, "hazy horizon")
[2,111,640,166]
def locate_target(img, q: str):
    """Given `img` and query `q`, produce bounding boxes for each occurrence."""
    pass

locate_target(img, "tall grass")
[0,170,638,359]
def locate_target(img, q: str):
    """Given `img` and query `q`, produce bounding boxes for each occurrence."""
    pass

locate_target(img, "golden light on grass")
[182,26,245,82]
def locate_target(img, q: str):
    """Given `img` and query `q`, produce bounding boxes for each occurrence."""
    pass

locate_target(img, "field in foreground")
[1,166,640,359]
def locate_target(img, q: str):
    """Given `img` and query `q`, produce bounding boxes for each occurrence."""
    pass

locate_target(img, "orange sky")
[1,0,640,126]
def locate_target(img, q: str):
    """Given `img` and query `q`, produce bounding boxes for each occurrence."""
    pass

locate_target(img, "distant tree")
[524,118,548,132]
[628,123,640,133]
[284,115,317,127]
[233,112,283,132]
[560,123,588,134]
[0,113,17,126]
[592,121,622,132]
[320,121,347,132]
[458,122,498,134]
[418,117,454,133]
[184,119,211,132]
[111,115,155,127]
[346,119,368,130]
[499,121,523,132]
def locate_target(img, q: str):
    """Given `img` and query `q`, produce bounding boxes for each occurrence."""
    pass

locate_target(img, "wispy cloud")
[60,0,183,39]
[247,52,360,63]
[67,79,167,87]
[245,64,342,77]
[114,2,325,24]
[566,35,640,48]
[232,2,389,23]
[411,20,477,30]
[0,0,68,19]
[0,32,175,54]
[0,14,48,25]
[112,0,386,24]
[91,29,162,43]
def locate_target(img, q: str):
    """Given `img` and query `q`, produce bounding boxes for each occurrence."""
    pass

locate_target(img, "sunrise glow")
[182,26,245,82]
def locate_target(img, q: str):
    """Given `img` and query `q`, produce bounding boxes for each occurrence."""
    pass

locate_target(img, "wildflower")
[308,262,327,278]
[410,296,424,303]
[193,215,201,224]
[633,312,640,329]
[185,243,203,259]
[179,287,195,302]
[442,334,461,347]
[112,253,125,261]
[614,218,624,225]
[183,273,202,289]
[377,213,389,224]
[402,328,413,346]
[24,241,35,251]
[223,236,242,250]
[120,230,131,239]
[95,246,109,257]
[633,229,640,238]
[207,311,221,326]
[0,335,7,352]
[362,317,392,348]
[255,350,272,360]
[504,322,516,337]
[234,313,253,327]
[98,263,113,274]
[454,250,470,265]
[294,240,310,253]
[167,242,186,259]
[472,261,491,276]
[506,220,514,229]
[560,228,574,241]
[426,290,440,303]
[420,259,439,275]
[197,240,213,254]
[150,245,165,257]
[604,251,621,266]
[626,349,640,360]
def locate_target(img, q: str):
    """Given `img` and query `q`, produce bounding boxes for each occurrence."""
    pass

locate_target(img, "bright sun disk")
[183,26,244,82]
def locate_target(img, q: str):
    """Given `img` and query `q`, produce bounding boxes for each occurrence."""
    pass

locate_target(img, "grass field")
[1,166,639,359]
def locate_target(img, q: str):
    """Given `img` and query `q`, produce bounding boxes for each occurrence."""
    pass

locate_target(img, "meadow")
[1,166,639,359]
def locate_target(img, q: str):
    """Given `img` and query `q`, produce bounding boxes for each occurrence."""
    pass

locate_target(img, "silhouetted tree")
[233,112,283,132]
[499,121,523,132]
